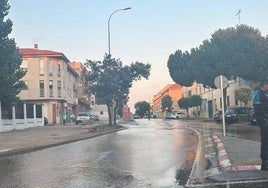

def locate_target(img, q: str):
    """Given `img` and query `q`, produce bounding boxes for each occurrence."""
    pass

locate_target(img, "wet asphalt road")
[0,119,198,188]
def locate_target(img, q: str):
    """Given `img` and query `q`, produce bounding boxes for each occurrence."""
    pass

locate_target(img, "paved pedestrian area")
[0,122,124,157]
[202,122,268,184]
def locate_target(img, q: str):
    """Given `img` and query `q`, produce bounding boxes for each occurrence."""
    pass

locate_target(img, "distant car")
[76,112,94,124]
[166,112,176,119]
[214,111,222,123]
[133,115,141,119]
[175,112,186,119]
[248,110,257,125]
[225,107,253,124]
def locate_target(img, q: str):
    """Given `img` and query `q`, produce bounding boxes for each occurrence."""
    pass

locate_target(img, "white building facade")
[197,78,254,118]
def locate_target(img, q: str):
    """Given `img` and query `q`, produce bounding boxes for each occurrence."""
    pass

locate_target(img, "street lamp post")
[107,7,131,125]
[108,7,131,55]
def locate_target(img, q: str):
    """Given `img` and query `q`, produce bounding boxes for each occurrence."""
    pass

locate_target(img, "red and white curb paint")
[213,135,260,172]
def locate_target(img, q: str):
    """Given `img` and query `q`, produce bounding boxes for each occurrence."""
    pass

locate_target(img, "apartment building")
[152,84,182,117]
[69,61,91,113]
[19,44,78,124]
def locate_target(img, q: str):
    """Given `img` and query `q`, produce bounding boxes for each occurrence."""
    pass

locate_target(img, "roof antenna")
[236,9,241,25]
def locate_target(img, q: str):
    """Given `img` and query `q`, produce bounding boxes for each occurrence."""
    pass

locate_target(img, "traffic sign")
[214,75,228,89]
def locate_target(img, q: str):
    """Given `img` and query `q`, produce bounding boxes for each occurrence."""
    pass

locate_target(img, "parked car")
[166,112,178,119]
[248,110,257,125]
[76,112,94,124]
[166,112,176,119]
[91,114,100,121]
[213,111,222,123]
[175,112,186,119]
[225,107,253,124]
[133,114,141,119]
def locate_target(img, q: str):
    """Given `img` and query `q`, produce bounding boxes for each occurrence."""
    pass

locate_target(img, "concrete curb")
[186,127,205,186]
[0,126,126,158]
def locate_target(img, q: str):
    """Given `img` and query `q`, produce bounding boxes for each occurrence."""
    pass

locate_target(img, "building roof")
[157,84,182,95]
[19,45,78,77]
[19,46,70,63]
[153,83,182,101]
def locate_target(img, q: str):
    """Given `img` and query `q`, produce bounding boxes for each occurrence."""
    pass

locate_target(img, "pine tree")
[0,0,26,105]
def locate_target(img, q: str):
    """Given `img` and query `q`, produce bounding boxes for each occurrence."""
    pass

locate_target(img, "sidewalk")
[0,122,125,158]
[203,122,268,184]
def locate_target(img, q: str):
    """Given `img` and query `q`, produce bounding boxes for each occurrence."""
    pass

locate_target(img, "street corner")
[212,135,261,172]
[204,134,268,184]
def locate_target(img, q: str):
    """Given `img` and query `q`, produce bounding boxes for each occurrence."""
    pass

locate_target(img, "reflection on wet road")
[0,119,198,188]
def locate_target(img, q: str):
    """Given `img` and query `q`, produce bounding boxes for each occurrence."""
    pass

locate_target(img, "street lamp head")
[108,7,131,55]
[123,7,131,10]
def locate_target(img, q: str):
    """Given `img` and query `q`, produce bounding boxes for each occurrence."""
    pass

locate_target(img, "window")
[15,102,24,119]
[40,80,44,97]
[188,90,192,97]
[36,105,42,118]
[1,104,12,119]
[21,60,28,72]
[26,104,34,118]
[227,96,230,107]
[48,60,53,76]
[39,59,44,75]
[235,99,238,105]
[57,63,61,76]
[57,81,61,97]
[49,80,53,97]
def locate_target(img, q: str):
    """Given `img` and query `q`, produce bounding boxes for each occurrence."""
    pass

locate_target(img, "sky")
[8,0,268,112]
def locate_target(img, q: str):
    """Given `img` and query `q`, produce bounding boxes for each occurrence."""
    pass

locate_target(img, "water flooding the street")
[0,119,198,188]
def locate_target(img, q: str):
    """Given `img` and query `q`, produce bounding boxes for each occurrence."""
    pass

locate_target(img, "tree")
[134,101,151,117]
[167,50,194,87]
[168,24,268,87]
[189,95,202,107]
[235,86,252,106]
[85,54,151,125]
[178,98,190,117]
[0,0,26,105]
[161,95,173,112]
[168,25,268,111]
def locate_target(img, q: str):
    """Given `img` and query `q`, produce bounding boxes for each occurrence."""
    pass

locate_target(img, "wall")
[0,101,44,133]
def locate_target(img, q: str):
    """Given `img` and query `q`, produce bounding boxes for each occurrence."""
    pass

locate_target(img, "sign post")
[214,75,228,136]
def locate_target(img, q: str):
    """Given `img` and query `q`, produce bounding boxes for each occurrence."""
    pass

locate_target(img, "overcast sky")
[8,0,268,111]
